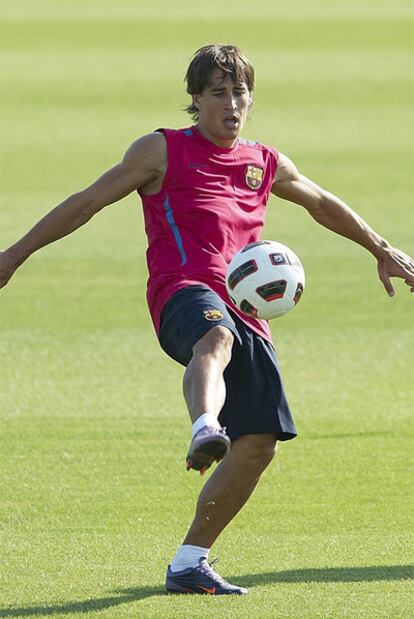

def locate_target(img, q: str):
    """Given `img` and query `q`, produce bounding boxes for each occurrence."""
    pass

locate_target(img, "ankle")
[170,544,211,572]
[192,413,220,437]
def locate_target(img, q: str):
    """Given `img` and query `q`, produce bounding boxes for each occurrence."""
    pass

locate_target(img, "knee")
[233,434,277,475]
[192,326,234,367]
[250,438,277,472]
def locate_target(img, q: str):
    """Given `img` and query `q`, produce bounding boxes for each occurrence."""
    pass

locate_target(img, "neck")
[196,124,238,148]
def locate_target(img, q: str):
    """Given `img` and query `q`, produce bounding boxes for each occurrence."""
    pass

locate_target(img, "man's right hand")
[0,249,18,289]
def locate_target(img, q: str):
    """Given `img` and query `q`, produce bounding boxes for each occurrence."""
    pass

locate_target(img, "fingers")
[402,271,414,292]
[0,270,12,289]
[396,252,414,285]
[377,260,395,297]
[0,250,17,289]
[377,247,414,296]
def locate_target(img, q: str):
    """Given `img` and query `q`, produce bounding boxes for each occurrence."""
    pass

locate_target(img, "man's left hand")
[377,247,414,296]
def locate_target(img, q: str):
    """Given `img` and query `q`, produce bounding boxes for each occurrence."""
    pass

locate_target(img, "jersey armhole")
[268,145,279,179]
[264,145,279,201]
[143,127,174,199]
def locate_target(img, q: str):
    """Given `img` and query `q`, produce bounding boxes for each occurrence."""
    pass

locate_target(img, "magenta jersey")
[139,126,279,343]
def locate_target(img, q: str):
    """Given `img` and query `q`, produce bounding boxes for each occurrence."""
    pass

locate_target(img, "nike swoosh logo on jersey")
[188,162,208,169]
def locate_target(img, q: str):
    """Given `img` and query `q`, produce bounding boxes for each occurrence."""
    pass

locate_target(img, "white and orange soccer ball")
[226,240,305,320]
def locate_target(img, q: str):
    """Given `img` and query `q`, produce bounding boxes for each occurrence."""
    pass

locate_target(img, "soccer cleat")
[166,557,248,595]
[186,426,231,474]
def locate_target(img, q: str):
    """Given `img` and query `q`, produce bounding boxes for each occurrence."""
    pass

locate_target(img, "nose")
[224,92,237,110]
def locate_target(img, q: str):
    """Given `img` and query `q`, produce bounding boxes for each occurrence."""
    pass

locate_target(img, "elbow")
[306,194,326,221]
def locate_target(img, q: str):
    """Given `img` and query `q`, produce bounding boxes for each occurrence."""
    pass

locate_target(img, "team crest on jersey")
[203,309,224,321]
[245,165,264,190]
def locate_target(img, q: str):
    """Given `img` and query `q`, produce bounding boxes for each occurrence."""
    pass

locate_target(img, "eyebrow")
[209,84,247,91]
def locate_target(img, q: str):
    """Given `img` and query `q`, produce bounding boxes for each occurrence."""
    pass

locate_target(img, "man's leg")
[183,326,235,474]
[167,433,276,594]
[184,433,277,547]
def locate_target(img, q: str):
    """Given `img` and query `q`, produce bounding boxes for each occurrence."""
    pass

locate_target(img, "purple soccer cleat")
[186,426,231,475]
[166,557,248,595]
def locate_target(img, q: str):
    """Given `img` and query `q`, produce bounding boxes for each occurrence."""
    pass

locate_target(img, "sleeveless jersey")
[139,126,279,343]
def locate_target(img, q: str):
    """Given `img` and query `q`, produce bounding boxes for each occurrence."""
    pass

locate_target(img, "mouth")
[222,114,240,129]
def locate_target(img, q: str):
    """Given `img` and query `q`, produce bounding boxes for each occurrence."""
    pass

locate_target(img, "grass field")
[1,1,413,617]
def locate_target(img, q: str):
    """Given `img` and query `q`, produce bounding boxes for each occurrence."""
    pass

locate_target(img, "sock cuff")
[192,413,221,437]
[170,544,211,572]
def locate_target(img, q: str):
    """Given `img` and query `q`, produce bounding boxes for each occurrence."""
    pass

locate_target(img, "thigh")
[159,285,241,366]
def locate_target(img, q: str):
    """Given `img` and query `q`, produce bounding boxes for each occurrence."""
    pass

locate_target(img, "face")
[193,69,251,147]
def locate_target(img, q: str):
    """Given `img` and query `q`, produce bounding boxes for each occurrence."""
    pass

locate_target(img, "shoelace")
[199,557,226,585]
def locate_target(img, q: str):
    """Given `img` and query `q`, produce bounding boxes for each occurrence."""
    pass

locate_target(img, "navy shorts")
[159,285,297,442]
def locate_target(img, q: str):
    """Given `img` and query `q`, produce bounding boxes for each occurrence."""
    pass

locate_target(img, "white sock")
[192,413,220,438]
[170,544,210,572]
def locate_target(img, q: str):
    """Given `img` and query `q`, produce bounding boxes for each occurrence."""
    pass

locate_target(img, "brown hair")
[184,44,255,120]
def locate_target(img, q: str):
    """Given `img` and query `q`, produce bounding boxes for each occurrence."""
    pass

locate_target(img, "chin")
[199,122,242,147]
[217,125,241,140]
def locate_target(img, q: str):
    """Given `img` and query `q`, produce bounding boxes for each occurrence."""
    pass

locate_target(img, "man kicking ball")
[1,44,413,595]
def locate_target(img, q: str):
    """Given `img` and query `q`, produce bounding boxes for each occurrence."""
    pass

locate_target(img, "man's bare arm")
[271,153,414,296]
[0,132,166,288]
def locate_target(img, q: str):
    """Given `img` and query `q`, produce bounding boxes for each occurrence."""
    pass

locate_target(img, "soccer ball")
[226,240,305,320]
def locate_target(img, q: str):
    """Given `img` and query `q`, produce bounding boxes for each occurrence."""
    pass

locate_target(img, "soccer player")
[1,44,413,595]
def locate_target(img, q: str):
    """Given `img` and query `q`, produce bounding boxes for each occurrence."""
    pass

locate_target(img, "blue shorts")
[159,285,297,442]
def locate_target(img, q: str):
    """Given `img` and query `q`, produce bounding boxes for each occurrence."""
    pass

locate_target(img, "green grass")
[1,1,413,617]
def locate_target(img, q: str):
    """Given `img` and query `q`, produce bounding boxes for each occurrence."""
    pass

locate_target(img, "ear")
[193,94,201,110]
[248,94,253,106]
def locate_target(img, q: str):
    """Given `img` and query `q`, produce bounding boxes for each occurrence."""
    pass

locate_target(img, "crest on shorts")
[245,165,264,190]
[203,309,223,321]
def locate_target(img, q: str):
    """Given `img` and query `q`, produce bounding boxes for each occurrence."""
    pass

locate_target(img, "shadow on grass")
[233,564,414,588]
[305,431,392,441]
[0,565,412,617]
[0,586,165,617]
